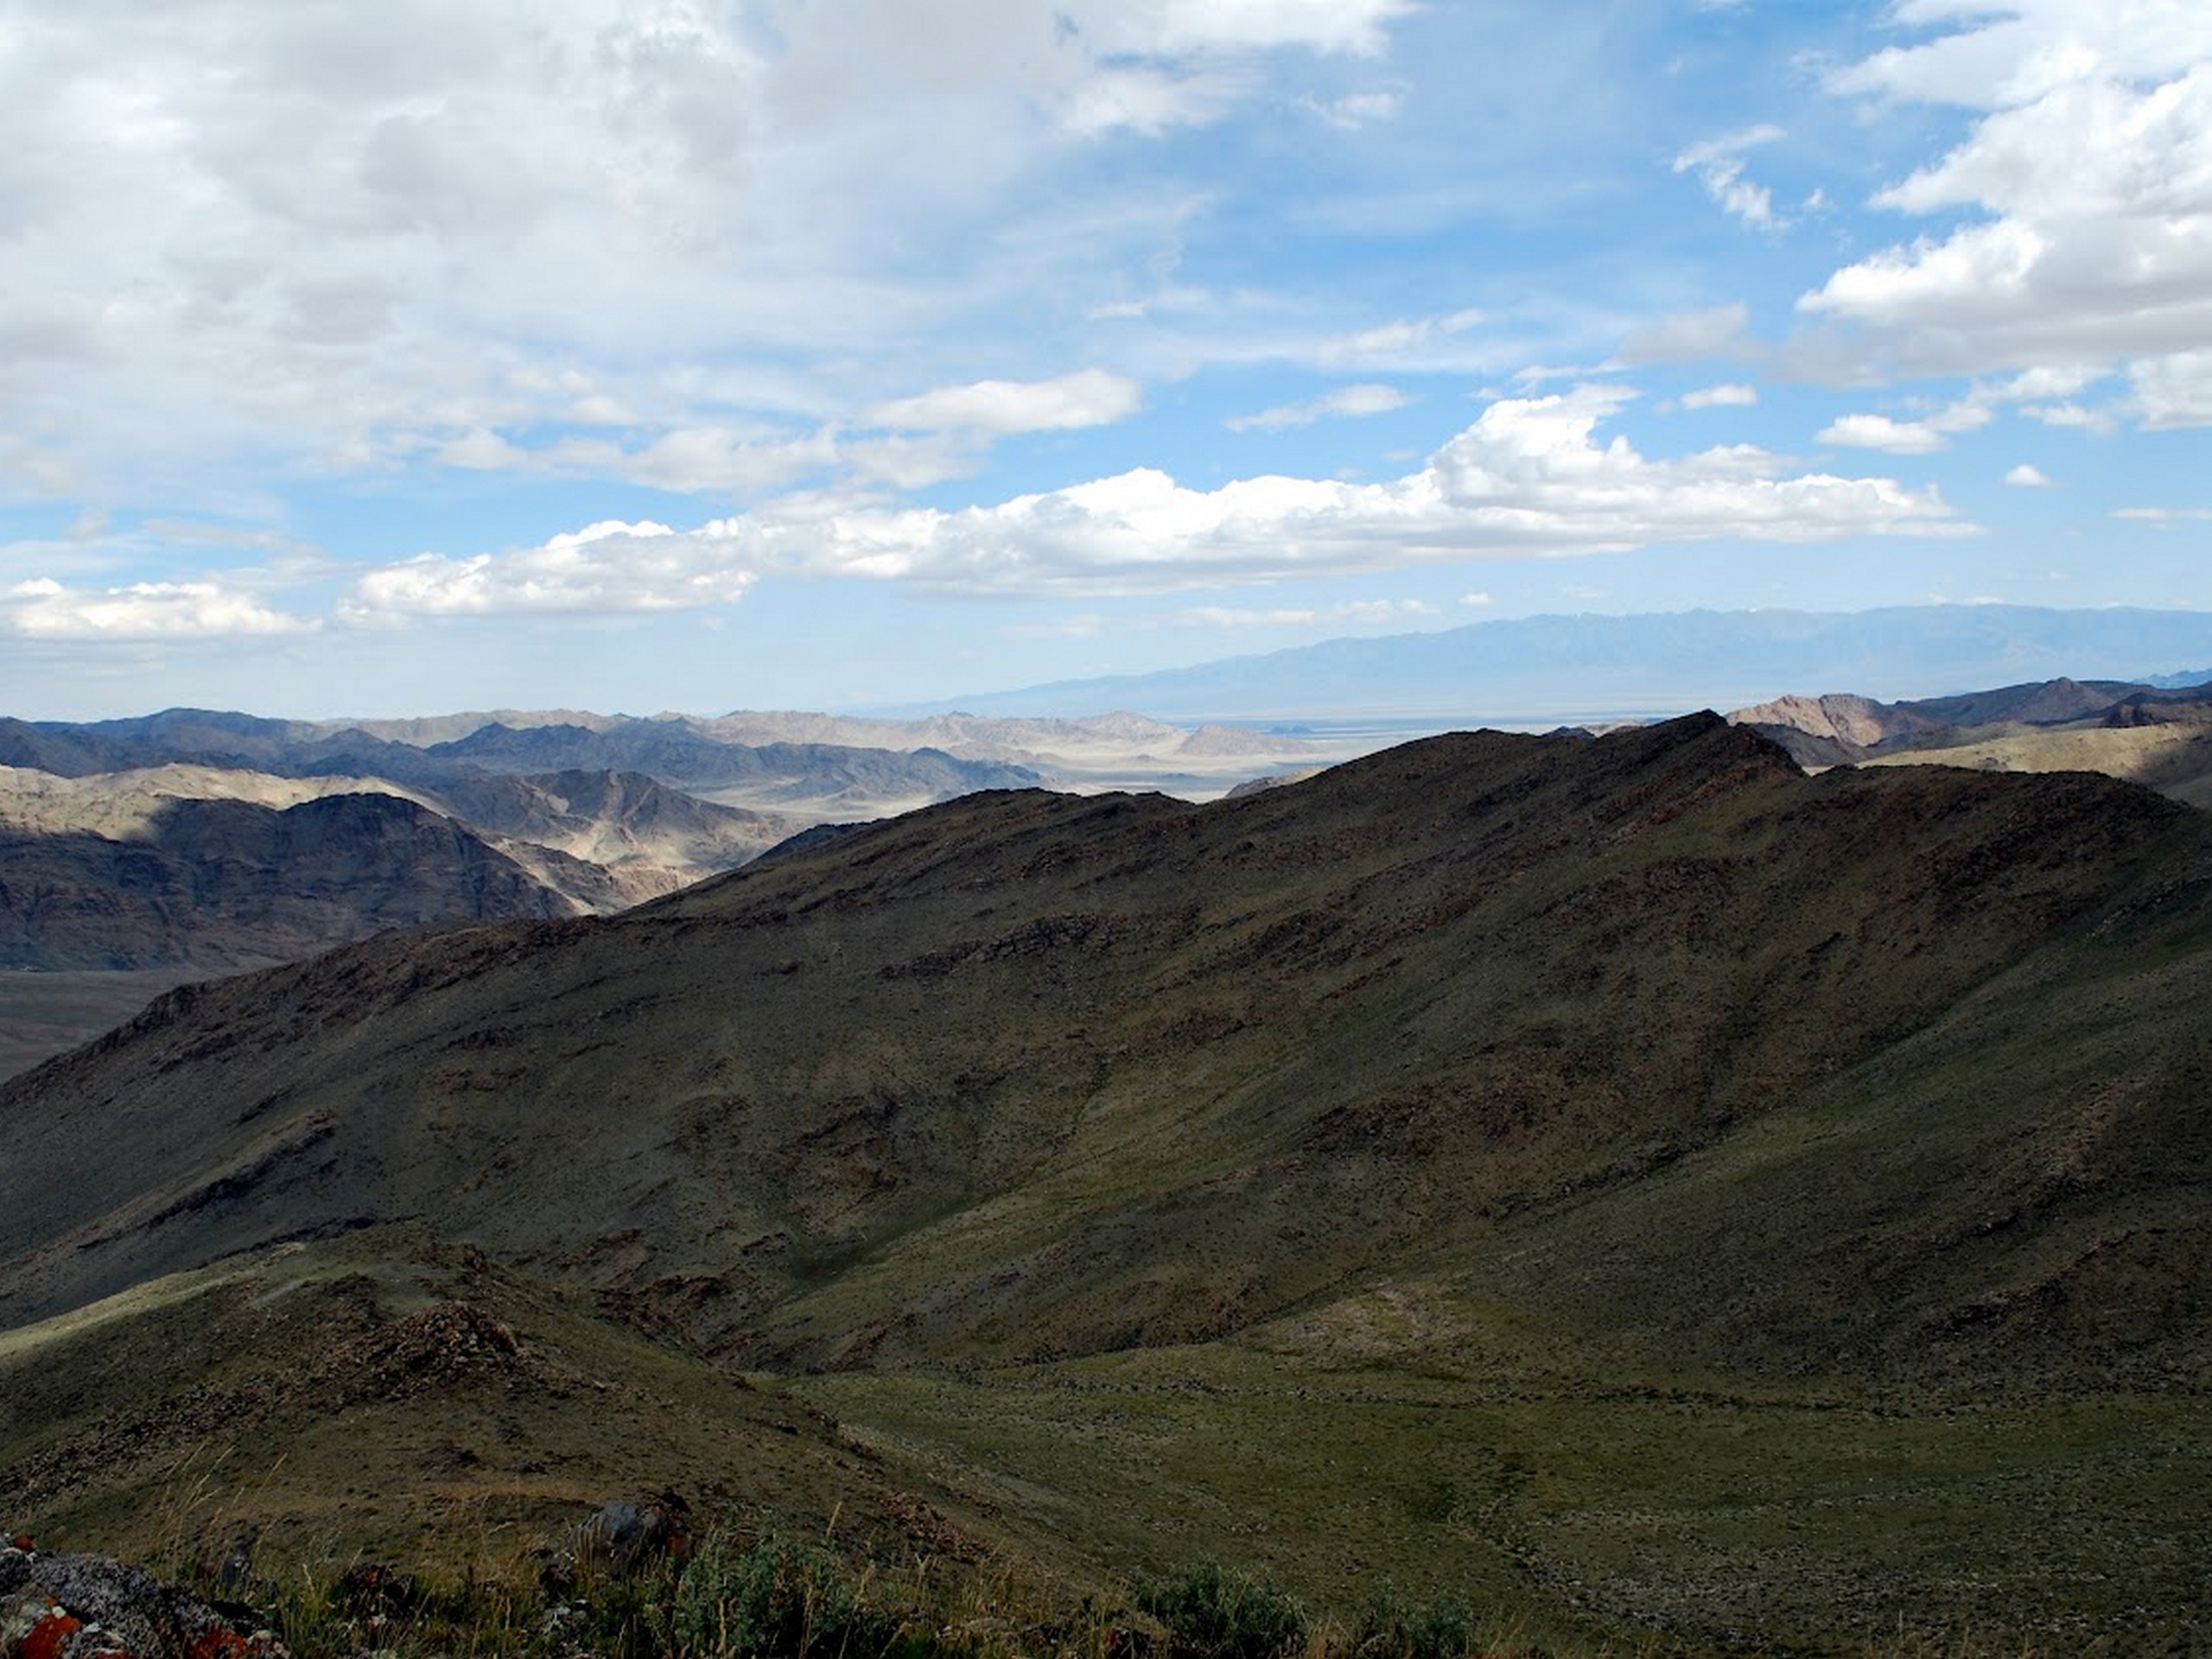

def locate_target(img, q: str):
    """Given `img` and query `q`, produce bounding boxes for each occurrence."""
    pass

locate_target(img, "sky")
[2,0,2209,719]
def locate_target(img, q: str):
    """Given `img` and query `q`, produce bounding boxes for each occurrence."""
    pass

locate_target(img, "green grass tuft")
[1135,1559,1309,1659]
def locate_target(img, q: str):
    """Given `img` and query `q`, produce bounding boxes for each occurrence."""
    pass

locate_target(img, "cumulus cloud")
[1674,124,1786,227]
[1819,414,1949,455]
[1,578,317,639]
[347,387,1967,616]
[1227,384,1410,431]
[1803,6,2212,417]
[345,520,762,619]
[2130,348,2212,426]
[1827,0,2212,107]
[2005,462,2056,486]
[1818,397,1993,454]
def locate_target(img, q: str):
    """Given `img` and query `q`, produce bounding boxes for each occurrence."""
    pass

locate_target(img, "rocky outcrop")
[1725,692,1950,758]
[0,1541,284,1659]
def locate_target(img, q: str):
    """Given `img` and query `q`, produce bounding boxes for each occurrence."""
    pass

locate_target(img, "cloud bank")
[0,0,1409,500]
[2,578,317,639]
[346,388,1965,616]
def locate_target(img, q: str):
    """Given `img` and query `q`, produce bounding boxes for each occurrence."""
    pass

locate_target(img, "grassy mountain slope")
[4,715,2210,1649]
[5,715,2205,1365]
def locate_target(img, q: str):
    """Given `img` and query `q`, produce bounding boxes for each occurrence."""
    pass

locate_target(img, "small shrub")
[675,1522,894,1659]
[568,1554,682,1659]
[1134,1560,1306,1659]
[1350,1583,1474,1659]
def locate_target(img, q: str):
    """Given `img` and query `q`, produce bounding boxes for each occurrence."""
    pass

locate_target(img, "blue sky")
[2,0,2209,718]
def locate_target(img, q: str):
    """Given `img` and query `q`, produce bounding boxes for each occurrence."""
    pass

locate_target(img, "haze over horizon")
[3,1,2209,720]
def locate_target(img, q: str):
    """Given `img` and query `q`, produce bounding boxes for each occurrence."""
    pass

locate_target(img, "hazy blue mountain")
[898,606,2212,722]
[0,709,1043,804]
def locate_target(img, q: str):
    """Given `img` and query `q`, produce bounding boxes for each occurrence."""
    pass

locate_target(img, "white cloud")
[1179,598,1438,628]
[435,424,844,494]
[1681,383,1759,410]
[2005,462,2056,486]
[1306,90,1403,129]
[1828,1,2212,109]
[1804,11,2212,415]
[1088,0,1413,58]
[347,387,1968,616]
[1673,124,1786,227]
[1511,364,1611,388]
[344,520,761,619]
[0,0,1410,503]
[2,577,317,639]
[2130,348,2212,426]
[1819,393,1995,454]
[1818,416,1948,454]
[1315,308,1490,370]
[865,371,1143,435]
[1060,67,1239,137]
[1227,384,1410,431]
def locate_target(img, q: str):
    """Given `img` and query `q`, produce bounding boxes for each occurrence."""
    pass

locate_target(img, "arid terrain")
[1729,675,2212,807]
[0,709,1351,1075]
[3,715,2209,1653]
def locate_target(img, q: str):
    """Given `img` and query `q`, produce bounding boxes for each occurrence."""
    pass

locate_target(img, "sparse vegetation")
[9,719,2212,1652]
[1347,1583,1476,1659]
[1135,1559,1308,1659]
[671,1522,897,1659]
[73,1519,2103,1659]
[207,1513,1077,1659]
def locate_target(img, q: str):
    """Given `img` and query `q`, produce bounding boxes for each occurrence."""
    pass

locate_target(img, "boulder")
[0,1542,285,1659]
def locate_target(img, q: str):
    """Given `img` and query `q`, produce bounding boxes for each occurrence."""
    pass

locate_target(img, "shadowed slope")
[0,791,580,971]
[3,713,2206,1391]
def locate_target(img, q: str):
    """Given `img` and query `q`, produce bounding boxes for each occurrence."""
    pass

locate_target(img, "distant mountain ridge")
[1728,676,2156,763]
[0,791,575,970]
[0,709,1046,802]
[899,605,2212,721]
[1726,674,2212,808]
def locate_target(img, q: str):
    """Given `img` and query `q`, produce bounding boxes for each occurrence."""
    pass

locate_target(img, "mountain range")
[13,658,2212,1086]
[0,709,1338,1074]
[1731,675,2212,807]
[905,605,2212,721]
[3,715,2208,1650]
